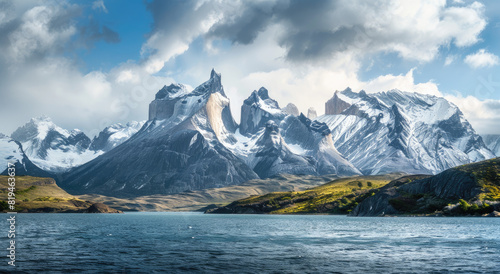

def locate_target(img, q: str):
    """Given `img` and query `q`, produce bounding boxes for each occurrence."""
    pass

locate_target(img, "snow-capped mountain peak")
[240,87,286,136]
[155,83,189,100]
[319,88,495,175]
[89,121,145,152]
[10,117,100,173]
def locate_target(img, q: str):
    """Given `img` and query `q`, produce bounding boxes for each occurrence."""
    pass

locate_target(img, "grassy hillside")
[207,173,407,214]
[0,176,94,212]
[77,174,340,211]
[350,157,500,216]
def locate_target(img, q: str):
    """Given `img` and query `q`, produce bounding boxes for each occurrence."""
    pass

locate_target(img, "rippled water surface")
[4,213,500,273]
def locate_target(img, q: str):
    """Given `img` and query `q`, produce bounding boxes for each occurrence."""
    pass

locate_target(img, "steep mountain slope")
[10,117,102,172]
[239,87,285,136]
[60,70,259,197]
[89,121,145,152]
[0,134,51,177]
[317,88,494,175]
[483,134,500,156]
[350,157,500,216]
[228,88,361,178]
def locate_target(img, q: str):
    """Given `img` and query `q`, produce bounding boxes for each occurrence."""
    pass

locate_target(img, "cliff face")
[350,158,500,216]
[325,90,352,115]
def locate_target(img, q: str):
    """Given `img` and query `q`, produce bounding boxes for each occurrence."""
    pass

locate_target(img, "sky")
[1,0,500,138]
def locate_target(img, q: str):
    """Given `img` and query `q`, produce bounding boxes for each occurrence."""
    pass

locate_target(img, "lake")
[4,213,500,273]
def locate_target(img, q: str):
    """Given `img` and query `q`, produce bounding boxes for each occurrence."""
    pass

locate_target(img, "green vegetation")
[220,174,403,214]
[456,158,500,201]
[0,176,93,212]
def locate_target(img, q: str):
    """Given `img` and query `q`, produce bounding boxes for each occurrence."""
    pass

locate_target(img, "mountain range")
[1,69,497,197]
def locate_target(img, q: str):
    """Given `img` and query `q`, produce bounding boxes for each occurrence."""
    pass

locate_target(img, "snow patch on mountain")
[317,88,495,175]
[11,117,102,173]
[0,134,24,173]
[90,121,145,152]
[483,134,500,156]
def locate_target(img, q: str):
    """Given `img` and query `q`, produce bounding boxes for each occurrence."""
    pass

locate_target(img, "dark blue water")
[2,213,500,273]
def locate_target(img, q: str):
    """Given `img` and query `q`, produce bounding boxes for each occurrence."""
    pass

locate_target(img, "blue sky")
[1,0,499,136]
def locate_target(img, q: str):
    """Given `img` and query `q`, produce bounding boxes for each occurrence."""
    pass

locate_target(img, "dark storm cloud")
[196,0,365,61]
[146,0,198,33]
[206,1,282,45]
[79,19,121,47]
[279,27,364,62]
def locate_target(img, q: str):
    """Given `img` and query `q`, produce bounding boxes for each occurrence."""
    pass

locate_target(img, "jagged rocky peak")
[10,116,99,173]
[317,88,495,175]
[240,87,285,136]
[149,69,229,121]
[252,120,317,178]
[155,83,188,100]
[283,103,299,116]
[298,113,331,136]
[60,69,258,197]
[307,107,317,119]
[325,88,353,115]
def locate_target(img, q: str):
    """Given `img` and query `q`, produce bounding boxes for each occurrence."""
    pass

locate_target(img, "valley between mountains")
[1,69,499,214]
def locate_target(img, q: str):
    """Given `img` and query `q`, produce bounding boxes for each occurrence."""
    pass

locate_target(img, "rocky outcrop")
[239,87,285,136]
[325,90,352,115]
[318,89,495,175]
[252,121,316,178]
[85,203,123,213]
[350,158,500,216]
[282,103,299,116]
[59,70,259,197]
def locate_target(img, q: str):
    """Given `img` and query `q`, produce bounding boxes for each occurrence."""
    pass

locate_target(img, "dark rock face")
[280,114,361,176]
[253,121,316,178]
[350,158,500,216]
[0,137,52,177]
[235,89,361,178]
[60,70,259,197]
[325,89,352,115]
[239,87,285,136]
[149,84,187,120]
[349,175,431,216]
[318,89,495,175]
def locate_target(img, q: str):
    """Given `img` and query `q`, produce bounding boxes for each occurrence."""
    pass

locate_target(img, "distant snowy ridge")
[9,117,144,173]
[318,88,495,175]
[483,134,500,156]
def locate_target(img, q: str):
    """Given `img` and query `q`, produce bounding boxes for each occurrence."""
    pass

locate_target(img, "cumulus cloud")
[201,0,487,63]
[445,95,500,134]
[0,1,165,135]
[464,49,500,69]
[92,0,108,13]
[444,55,457,66]
[1,0,498,137]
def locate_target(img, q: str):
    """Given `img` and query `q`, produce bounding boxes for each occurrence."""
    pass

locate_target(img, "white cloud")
[464,49,500,69]
[1,0,498,137]
[445,95,500,134]
[5,5,76,63]
[92,0,108,13]
[444,55,457,66]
